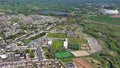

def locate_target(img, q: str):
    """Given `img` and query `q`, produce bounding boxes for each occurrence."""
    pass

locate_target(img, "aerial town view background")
[0,0,120,68]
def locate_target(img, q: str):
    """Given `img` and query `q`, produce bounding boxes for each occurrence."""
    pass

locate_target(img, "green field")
[52,41,63,49]
[11,18,20,23]
[55,51,73,58]
[68,38,88,44]
[42,47,49,53]
[61,58,73,62]
[47,33,67,38]
[68,43,79,50]
[90,15,120,25]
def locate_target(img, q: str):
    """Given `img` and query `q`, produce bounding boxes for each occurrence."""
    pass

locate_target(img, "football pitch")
[52,41,63,49]
[55,51,73,58]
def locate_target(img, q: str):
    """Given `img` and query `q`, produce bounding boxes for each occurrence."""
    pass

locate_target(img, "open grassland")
[55,51,73,59]
[52,41,63,49]
[90,15,120,25]
[47,33,67,38]
[77,21,120,68]
[68,38,88,44]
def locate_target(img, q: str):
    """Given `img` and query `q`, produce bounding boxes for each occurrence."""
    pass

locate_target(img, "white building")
[0,55,7,59]
[48,40,52,45]
[63,41,68,49]
[100,9,119,15]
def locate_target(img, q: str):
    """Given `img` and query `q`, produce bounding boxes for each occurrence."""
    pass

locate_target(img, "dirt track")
[111,15,120,18]
[72,58,93,68]
[71,50,90,57]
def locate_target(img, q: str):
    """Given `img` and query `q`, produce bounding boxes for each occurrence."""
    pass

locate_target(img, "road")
[0,59,62,68]
[36,45,46,61]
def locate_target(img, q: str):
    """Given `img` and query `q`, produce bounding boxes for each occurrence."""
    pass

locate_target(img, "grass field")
[52,41,63,49]
[68,43,79,50]
[61,58,73,62]
[90,15,120,25]
[68,38,88,44]
[47,33,67,38]
[42,47,49,53]
[55,51,73,58]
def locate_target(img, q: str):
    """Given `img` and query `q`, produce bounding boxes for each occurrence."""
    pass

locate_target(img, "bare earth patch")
[71,50,90,57]
[80,44,90,50]
[111,15,120,18]
[87,37,102,53]
[72,58,94,68]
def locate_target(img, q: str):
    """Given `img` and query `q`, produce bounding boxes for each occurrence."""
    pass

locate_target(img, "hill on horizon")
[0,0,120,4]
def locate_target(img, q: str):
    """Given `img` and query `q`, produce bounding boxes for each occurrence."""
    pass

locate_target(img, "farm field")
[90,15,120,25]
[55,51,73,58]
[80,21,120,68]
[52,41,63,49]
[68,38,88,44]
[47,33,67,38]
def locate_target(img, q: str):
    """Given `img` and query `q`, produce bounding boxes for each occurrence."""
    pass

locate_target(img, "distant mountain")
[0,0,119,14]
[0,0,120,4]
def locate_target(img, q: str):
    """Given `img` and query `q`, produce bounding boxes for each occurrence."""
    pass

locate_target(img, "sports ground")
[55,51,73,58]
[52,41,63,49]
